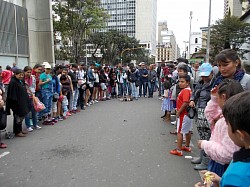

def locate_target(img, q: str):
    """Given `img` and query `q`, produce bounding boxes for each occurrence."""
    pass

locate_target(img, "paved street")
[0,97,200,187]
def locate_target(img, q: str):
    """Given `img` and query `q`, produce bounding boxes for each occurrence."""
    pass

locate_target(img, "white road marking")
[0,151,10,159]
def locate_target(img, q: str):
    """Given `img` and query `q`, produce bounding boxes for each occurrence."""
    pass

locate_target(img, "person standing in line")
[39,64,54,125]
[161,76,173,121]
[1,65,13,99]
[170,74,192,156]
[191,61,200,89]
[138,62,148,97]
[6,69,31,137]
[189,63,215,170]
[147,64,157,98]
[24,66,42,132]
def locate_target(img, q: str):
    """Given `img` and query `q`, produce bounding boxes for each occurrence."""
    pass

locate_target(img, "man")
[191,61,200,89]
[138,62,148,97]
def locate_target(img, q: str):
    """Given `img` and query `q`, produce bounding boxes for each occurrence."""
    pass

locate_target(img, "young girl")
[161,76,173,121]
[199,79,244,177]
[61,89,69,119]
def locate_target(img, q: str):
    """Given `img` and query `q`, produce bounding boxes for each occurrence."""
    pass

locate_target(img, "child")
[161,76,173,121]
[200,79,244,177]
[61,89,69,119]
[170,74,192,156]
[195,91,250,187]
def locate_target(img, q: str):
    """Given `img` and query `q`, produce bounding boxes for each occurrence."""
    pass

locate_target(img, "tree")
[88,30,141,66]
[52,0,109,63]
[210,14,250,60]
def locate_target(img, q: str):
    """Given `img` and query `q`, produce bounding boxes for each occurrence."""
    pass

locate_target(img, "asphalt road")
[0,96,201,187]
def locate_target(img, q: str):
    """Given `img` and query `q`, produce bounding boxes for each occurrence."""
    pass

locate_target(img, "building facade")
[0,0,54,68]
[100,0,157,56]
[189,32,202,56]
[156,21,178,62]
[224,0,243,17]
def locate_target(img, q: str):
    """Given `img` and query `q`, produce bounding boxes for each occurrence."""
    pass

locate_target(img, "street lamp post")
[188,11,193,59]
[206,0,212,63]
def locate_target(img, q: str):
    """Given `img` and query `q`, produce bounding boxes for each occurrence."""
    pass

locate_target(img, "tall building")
[156,21,178,62]
[100,0,157,56]
[0,0,54,68]
[224,0,243,17]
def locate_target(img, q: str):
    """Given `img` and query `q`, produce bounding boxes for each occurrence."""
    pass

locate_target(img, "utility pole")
[188,11,193,59]
[206,0,212,63]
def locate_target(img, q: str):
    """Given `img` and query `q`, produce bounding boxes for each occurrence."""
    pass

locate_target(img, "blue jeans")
[62,104,68,116]
[130,82,138,99]
[148,81,155,97]
[127,82,131,96]
[139,81,148,97]
[25,99,37,128]
[41,88,53,117]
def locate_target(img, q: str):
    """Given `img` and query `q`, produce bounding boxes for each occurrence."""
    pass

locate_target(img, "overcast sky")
[157,0,224,52]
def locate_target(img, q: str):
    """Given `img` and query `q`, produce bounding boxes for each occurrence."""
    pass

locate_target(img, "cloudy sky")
[157,0,224,51]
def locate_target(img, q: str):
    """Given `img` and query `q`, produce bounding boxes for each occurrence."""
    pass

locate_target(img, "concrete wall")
[25,0,54,67]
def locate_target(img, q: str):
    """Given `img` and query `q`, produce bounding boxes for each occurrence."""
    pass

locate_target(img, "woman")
[6,69,31,137]
[213,49,250,90]
[189,63,215,170]
[24,66,42,131]
[39,64,54,125]
[147,64,157,98]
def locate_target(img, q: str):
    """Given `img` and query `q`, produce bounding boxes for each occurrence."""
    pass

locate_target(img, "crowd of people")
[0,49,250,187]
[157,49,250,187]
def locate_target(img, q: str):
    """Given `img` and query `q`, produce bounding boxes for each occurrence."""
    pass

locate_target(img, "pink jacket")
[201,96,240,164]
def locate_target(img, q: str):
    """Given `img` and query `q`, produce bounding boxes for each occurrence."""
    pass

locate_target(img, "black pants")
[13,114,24,134]
[78,88,85,108]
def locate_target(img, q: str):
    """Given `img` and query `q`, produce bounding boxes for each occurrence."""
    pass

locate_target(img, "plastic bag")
[33,96,45,112]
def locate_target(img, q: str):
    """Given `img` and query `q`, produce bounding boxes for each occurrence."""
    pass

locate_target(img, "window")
[195,48,198,52]
[195,38,198,44]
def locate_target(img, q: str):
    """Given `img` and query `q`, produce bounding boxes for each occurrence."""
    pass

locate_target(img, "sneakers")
[34,125,42,130]
[170,149,183,156]
[94,100,99,103]
[0,142,7,148]
[181,146,192,152]
[27,127,33,132]
[58,116,64,121]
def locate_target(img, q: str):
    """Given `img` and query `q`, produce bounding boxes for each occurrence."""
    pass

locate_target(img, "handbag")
[187,106,197,119]
[0,109,7,130]
[33,96,46,112]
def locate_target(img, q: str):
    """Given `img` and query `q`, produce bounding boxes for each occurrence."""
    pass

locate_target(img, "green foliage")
[52,0,109,62]
[210,15,250,60]
[88,30,144,66]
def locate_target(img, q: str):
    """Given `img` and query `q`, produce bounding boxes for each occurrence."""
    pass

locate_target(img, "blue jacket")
[139,68,148,82]
[220,148,250,187]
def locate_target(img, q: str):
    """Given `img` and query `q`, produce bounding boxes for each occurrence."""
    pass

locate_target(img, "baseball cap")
[199,63,213,77]
[42,62,50,66]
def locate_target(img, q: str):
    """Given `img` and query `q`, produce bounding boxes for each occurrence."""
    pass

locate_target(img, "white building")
[100,0,157,56]
[0,0,54,68]
[189,32,202,57]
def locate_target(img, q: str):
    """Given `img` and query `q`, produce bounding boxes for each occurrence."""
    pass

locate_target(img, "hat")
[199,63,213,76]
[139,62,145,66]
[44,64,51,69]
[42,62,50,66]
